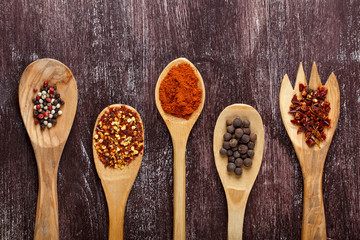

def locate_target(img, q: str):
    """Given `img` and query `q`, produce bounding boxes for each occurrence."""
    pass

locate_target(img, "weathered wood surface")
[0,0,359,239]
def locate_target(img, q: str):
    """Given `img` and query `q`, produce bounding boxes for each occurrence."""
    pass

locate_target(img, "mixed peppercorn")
[289,84,331,147]
[93,106,144,169]
[219,118,257,176]
[32,81,64,130]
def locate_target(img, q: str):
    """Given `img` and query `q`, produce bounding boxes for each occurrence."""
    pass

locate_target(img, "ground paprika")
[159,63,202,119]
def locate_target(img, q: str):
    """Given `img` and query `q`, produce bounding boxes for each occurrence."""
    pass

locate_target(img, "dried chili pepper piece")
[93,106,144,169]
[289,84,331,147]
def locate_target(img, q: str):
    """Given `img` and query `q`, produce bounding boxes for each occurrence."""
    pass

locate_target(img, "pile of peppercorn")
[219,118,257,176]
[32,81,64,130]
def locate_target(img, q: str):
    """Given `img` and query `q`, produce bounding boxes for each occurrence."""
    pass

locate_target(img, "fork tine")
[309,62,322,89]
[294,62,307,92]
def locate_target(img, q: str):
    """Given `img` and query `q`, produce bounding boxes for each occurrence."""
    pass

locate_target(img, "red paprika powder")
[159,63,202,119]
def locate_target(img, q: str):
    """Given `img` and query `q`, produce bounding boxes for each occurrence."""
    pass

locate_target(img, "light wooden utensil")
[213,104,264,240]
[92,104,144,240]
[279,62,340,240]
[18,58,78,240]
[155,58,205,240]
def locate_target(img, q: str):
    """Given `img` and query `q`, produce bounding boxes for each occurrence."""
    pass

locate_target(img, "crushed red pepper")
[289,84,331,147]
[93,106,144,168]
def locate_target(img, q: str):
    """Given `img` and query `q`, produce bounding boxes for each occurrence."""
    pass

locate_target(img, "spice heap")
[93,106,144,169]
[159,63,202,119]
[289,84,331,147]
[32,81,64,130]
[219,118,257,176]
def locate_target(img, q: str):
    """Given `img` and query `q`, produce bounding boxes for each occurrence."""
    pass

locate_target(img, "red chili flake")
[44,111,50,117]
[49,87,54,93]
[93,106,144,169]
[36,96,40,100]
[48,105,53,111]
[289,84,331,147]
[35,119,39,124]
[46,97,51,103]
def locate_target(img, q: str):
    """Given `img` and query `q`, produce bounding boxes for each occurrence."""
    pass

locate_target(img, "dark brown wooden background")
[0,0,359,239]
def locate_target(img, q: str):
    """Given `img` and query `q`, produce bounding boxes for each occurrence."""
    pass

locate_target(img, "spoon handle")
[33,147,61,240]
[226,188,248,240]
[102,179,131,240]
[172,135,188,240]
[302,174,326,240]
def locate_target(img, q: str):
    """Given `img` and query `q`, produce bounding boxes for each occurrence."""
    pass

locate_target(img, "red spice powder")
[159,63,202,120]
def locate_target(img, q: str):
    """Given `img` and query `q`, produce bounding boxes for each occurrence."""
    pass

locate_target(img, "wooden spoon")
[18,58,78,240]
[213,104,264,240]
[92,104,144,240]
[279,62,340,240]
[155,58,205,240]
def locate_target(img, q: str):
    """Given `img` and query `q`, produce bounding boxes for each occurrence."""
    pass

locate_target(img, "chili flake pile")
[289,83,331,147]
[93,106,144,169]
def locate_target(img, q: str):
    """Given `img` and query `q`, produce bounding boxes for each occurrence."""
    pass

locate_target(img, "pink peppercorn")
[38,114,44,119]
[36,105,41,110]
[46,97,51,102]
[36,96,40,100]
[44,81,48,87]
[48,105,53,111]
[33,88,38,92]
[49,87,54,93]
[44,111,49,117]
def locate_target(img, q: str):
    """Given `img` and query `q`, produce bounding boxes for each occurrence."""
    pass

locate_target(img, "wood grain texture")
[0,0,359,239]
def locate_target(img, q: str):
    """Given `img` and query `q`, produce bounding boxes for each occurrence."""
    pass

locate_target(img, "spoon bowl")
[213,104,264,240]
[155,58,205,240]
[19,58,78,239]
[92,104,144,240]
[279,63,340,240]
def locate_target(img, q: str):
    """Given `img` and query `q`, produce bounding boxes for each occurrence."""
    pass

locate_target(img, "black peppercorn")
[234,167,242,176]
[231,147,238,152]
[227,125,235,133]
[223,141,230,149]
[224,132,232,141]
[243,128,250,135]
[244,158,252,167]
[226,119,233,126]
[227,162,236,172]
[247,150,254,158]
[238,144,248,154]
[235,158,243,167]
[233,118,242,128]
[40,124,46,130]
[233,151,240,159]
[229,139,238,148]
[235,128,244,139]
[220,148,227,155]
[250,133,257,142]
[241,134,250,143]
[241,154,247,159]
[228,156,235,163]
[247,141,255,149]
[55,93,60,99]
[227,150,233,156]
[243,119,250,128]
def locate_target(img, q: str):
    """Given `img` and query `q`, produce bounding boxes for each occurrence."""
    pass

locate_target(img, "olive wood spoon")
[92,104,144,240]
[279,63,340,240]
[155,58,205,240]
[19,58,78,240]
[213,104,264,240]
